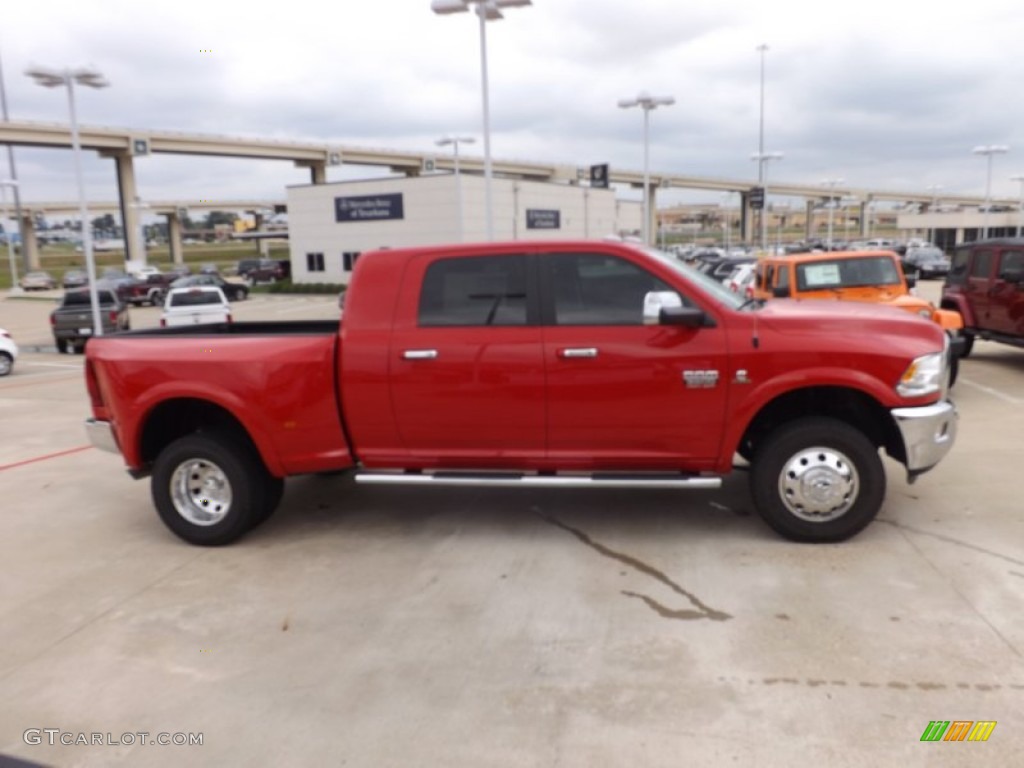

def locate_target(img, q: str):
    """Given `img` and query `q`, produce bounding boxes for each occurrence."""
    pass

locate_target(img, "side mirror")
[643,290,707,327]
[1000,268,1023,284]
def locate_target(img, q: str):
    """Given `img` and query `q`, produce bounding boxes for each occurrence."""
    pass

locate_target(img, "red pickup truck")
[84,240,958,546]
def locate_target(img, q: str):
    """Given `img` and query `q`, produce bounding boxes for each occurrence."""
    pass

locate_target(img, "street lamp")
[750,151,783,251]
[431,0,531,241]
[26,64,108,338]
[619,92,675,245]
[926,184,943,245]
[1010,175,1024,238]
[972,144,1009,240]
[821,178,845,250]
[436,135,475,242]
[0,179,20,294]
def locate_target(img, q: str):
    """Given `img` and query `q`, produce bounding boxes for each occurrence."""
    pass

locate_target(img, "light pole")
[925,184,943,245]
[821,178,844,250]
[972,144,1009,240]
[431,0,531,241]
[756,44,769,249]
[436,135,475,242]
[721,191,734,252]
[619,92,675,245]
[26,65,108,337]
[751,151,782,251]
[0,179,20,294]
[1010,175,1024,238]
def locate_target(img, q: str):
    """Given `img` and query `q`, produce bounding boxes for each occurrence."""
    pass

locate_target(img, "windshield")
[640,246,747,310]
[795,256,901,291]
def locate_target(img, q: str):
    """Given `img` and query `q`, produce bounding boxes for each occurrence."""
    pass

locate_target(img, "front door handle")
[402,349,438,360]
[559,347,599,359]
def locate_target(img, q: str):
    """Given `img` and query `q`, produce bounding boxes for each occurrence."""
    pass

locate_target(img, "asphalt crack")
[535,509,731,622]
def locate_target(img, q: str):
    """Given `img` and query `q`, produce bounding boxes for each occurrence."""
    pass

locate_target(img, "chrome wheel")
[169,459,233,526]
[777,446,859,522]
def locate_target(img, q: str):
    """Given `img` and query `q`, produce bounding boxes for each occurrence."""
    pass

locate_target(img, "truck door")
[540,251,729,466]
[988,249,1024,335]
[965,247,997,325]
[388,252,546,465]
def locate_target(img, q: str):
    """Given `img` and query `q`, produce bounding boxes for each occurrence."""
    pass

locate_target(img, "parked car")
[941,239,1024,357]
[129,265,163,279]
[62,269,89,289]
[121,273,176,306]
[166,264,192,279]
[169,274,249,301]
[199,263,220,275]
[50,287,130,353]
[237,258,284,283]
[19,271,58,291]
[161,287,232,327]
[725,262,758,296]
[0,328,18,376]
[903,246,951,279]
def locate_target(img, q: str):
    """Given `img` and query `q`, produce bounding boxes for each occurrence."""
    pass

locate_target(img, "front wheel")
[151,433,266,545]
[750,417,885,543]
[0,352,12,376]
[959,332,975,359]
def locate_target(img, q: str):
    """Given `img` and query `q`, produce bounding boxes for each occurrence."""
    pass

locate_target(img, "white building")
[286,174,642,284]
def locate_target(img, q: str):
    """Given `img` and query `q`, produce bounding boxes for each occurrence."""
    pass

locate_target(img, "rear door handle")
[559,347,599,359]
[402,349,438,360]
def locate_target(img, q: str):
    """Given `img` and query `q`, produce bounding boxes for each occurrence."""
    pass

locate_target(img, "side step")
[354,470,722,490]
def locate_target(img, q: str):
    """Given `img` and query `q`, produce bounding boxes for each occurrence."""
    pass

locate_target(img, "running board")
[354,471,722,490]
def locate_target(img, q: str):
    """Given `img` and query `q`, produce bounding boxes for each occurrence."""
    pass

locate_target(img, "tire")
[960,332,974,359]
[56,338,68,354]
[151,432,266,545]
[0,352,12,376]
[73,342,86,354]
[750,417,885,543]
[251,475,286,528]
[949,353,959,388]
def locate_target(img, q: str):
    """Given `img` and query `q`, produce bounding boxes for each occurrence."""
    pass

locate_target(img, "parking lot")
[1,285,1022,767]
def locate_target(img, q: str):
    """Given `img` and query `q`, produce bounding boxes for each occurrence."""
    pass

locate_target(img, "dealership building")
[286,174,642,284]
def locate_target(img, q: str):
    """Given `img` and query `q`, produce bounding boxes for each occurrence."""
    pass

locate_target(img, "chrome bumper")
[891,400,957,479]
[85,418,120,454]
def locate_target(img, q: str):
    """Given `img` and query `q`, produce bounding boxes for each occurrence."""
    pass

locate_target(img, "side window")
[948,250,970,283]
[763,264,774,290]
[998,250,1024,279]
[775,264,790,292]
[548,253,678,325]
[418,254,528,327]
[970,249,994,279]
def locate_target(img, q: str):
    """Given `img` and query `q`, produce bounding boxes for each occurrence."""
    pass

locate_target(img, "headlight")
[897,352,944,397]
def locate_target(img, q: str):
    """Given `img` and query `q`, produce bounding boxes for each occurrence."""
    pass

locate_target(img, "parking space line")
[958,378,1023,405]
[0,372,82,389]
[0,445,92,472]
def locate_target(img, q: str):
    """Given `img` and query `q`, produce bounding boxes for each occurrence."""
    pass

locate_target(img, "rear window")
[63,290,115,306]
[796,257,900,290]
[170,291,224,307]
[418,254,528,327]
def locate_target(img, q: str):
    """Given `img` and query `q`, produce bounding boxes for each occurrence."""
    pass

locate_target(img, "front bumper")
[891,400,958,481]
[85,418,120,454]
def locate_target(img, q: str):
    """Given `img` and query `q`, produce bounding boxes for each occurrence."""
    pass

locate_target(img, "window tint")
[999,251,1024,278]
[948,250,970,283]
[548,253,676,325]
[776,264,790,290]
[970,249,993,279]
[63,290,116,306]
[418,254,528,327]
[170,291,223,307]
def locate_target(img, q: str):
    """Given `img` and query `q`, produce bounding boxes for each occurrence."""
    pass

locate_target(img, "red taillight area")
[49,312,56,326]
[108,310,118,323]
[227,313,233,324]
[85,360,104,409]
[160,318,166,327]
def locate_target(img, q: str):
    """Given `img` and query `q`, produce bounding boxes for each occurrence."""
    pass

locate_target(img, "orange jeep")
[752,250,966,376]
[752,250,963,332]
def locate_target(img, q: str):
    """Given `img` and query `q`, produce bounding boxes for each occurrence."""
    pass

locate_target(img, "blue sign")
[526,209,561,229]
[335,193,404,222]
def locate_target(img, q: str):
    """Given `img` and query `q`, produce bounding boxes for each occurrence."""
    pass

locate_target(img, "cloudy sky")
[4,0,1024,212]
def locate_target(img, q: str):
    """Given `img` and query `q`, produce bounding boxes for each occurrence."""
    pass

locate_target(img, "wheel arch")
[139,397,281,476]
[735,386,904,465]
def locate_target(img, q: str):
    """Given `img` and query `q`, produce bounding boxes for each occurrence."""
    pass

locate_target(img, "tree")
[203,210,238,228]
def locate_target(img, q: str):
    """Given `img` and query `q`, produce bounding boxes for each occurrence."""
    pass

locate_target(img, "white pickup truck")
[160,286,232,327]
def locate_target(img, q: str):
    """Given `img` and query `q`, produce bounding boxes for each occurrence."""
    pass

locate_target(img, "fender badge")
[733,369,751,384]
